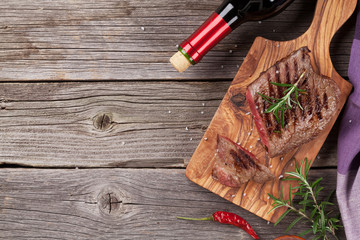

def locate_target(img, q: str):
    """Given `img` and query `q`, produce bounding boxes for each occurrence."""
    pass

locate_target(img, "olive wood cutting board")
[185,0,357,223]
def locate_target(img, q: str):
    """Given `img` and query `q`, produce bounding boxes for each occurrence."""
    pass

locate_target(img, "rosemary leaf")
[320,201,334,207]
[299,229,313,237]
[311,178,323,188]
[257,92,278,101]
[313,235,322,240]
[298,199,313,205]
[313,215,320,233]
[315,186,324,198]
[310,207,317,219]
[286,215,304,232]
[270,82,294,87]
[289,184,293,206]
[275,209,292,226]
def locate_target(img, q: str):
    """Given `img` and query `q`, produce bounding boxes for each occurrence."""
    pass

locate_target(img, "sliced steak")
[212,135,274,188]
[246,47,341,157]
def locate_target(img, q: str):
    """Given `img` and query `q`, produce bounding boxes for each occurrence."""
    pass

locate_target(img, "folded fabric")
[337,3,360,239]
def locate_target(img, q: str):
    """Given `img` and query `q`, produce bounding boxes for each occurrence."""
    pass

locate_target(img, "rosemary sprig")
[257,71,307,128]
[268,158,342,240]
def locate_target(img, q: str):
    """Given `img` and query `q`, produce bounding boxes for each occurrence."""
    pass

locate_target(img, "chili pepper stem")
[176,216,214,221]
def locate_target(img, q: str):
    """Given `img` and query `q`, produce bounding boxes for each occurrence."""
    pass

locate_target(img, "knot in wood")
[97,187,123,216]
[1,98,7,110]
[230,92,246,108]
[93,113,113,131]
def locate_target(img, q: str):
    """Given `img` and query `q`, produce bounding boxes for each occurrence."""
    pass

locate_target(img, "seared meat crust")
[246,47,340,157]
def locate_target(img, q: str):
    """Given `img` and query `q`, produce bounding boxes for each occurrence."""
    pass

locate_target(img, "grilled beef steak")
[246,47,341,157]
[212,135,274,188]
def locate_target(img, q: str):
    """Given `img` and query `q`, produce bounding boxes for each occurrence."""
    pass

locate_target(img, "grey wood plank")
[0,0,355,81]
[0,81,339,168]
[0,168,344,240]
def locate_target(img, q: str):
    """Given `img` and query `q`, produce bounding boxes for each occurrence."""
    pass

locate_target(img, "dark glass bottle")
[170,0,294,72]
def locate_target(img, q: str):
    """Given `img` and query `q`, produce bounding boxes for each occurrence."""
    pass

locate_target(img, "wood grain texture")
[186,0,356,223]
[0,81,339,168]
[0,0,355,81]
[0,168,345,240]
[0,0,354,239]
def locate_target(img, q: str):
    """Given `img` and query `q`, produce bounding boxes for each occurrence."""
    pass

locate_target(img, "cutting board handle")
[305,0,357,42]
[301,0,357,75]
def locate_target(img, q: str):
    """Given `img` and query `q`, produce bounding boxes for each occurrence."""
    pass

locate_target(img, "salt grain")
[75,167,79,170]
[276,70,280,74]
[250,145,253,149]
[243,192,246,196]
[267,196,270,200]
[176,44,179,48]
[277,44,280,47]
[221,65,224,69]
[273,29,276,32]
[267,221,270,225]
[190,138,193,141]
[280,157,284,161]
[202,103,205,106]
[232,194,236,198]
[141,26,145,31]
[349,120,352,123]
[237,64,240,68]
[270,165,273,168]
[185,127,189,131]
[258,21,262,24]
[237,142,241,145]
[248,132,251,136]
[258,138,261,141]
[201,111,204,114]
[204,137,208,141]
[229,49,233,53]
[290,163,293,166]
[245,112,251,115]
[216,149,219,152]
[168,110,172,114]
[121,141,126,145]
[279,175,284,179]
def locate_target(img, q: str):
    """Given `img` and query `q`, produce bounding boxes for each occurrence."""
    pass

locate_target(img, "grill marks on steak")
[246,47,341,157]
[212,136,274,188]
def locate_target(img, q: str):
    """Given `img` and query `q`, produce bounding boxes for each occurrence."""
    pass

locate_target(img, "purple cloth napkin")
[337,4,360,239]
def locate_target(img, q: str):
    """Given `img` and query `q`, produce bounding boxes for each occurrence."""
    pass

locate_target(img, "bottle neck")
[215,1,244,29]
[179,11,234,64]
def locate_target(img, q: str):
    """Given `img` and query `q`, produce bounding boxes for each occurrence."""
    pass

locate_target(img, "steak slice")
[212,135,274,188]
[246,47,341,157]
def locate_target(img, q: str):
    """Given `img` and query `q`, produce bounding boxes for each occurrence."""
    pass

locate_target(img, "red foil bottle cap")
[179,12,232,64]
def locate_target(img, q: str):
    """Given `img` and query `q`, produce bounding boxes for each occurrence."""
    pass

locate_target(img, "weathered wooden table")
[0,0,355,239]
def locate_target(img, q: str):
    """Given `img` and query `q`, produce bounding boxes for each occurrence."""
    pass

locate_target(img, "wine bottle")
[170,0,294,72]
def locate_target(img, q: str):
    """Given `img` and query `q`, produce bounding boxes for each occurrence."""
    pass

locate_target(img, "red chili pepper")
[177,211,259,239]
